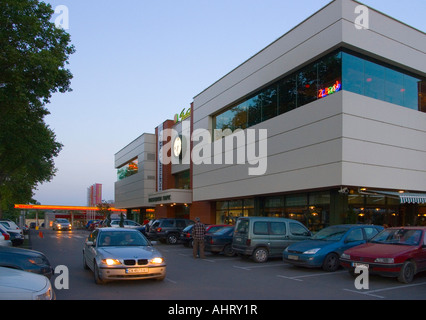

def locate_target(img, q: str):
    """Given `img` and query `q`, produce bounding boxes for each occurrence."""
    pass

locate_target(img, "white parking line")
[343,281,426,299]
[233,262,287,271]
[277,270,346,281]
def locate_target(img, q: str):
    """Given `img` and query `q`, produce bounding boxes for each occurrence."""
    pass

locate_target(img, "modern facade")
[114,0,426,230]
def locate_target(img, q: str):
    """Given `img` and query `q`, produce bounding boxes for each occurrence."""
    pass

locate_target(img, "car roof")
[98,227,139,232]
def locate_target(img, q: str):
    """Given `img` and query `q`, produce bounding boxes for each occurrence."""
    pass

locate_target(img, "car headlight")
[150,257,164,264]
[374,257,394,264]
[34,283,54,300]
[303,248,321,255]
[101,259,121,266]
[341,253,350,260]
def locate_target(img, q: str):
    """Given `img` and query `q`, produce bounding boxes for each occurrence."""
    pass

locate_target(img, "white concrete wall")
[191,0,426,202]
[114,133,157,208]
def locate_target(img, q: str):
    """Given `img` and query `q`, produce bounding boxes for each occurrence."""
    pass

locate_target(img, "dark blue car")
[283,224,383,272]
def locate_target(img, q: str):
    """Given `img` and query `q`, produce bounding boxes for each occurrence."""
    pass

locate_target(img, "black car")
[147,218,194,244]
[205,226,235,257]
[0,246,53,278]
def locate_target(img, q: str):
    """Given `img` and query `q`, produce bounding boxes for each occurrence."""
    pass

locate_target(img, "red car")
[340,227,426,283]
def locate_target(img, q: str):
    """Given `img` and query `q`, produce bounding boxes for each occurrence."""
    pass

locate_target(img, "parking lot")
[158,243,426,300]
[30,229,426,301]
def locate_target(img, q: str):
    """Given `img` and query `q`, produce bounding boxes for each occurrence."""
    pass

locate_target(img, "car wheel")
[252,247,268,263]
[223,244,235,257]
[167,233,178,245]
[94,262,106,285]
[322,253,339,272]
[398,260,415,284]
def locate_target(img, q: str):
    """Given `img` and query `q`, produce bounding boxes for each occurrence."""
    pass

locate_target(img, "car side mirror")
[86,241,94,246]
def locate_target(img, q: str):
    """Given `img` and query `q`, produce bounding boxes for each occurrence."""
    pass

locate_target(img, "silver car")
[83,228,166,284]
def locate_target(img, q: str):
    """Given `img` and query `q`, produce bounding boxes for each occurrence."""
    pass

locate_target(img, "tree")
[0,0,75,217]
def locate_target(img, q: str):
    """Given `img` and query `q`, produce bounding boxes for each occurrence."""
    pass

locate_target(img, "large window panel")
[342,52,364,95]
[261,85,278,122]
[403,75,422,111]
[247,94,262,127]
[318,51,342,98]
[297,62,318,106]
[364,60,385,100]
[384,68,404,106]
[278,75,297,115]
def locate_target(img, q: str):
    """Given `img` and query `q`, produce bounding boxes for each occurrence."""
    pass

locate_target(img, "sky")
[32,0,426,206]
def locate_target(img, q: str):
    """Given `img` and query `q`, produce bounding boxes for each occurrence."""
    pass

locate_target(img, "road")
[29,229,426,301]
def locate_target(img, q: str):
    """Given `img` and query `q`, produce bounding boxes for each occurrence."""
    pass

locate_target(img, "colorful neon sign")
[318,81,341,99]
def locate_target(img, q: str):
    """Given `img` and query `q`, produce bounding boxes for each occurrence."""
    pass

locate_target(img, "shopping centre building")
[114,0,426,230]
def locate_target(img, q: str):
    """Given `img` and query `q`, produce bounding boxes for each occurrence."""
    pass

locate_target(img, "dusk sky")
[33,0,426,206]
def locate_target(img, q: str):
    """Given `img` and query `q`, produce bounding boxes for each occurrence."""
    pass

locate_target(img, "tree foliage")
[0,0,75,216]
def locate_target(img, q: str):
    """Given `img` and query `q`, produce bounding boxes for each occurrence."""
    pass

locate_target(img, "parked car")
[233,217,312,263]
[0,226,12,247]
[110,219,142,229]
[340,226,426,283]
[0,246,53,278]
[0,267,54,300]
[205,226,236,256]
[283,224,383,271]
[180,224,228,247]
[52,218,72,231]
[0,223,23,246]
[147,218,194,244]
[83,228,166,284]
[0,220,21,233]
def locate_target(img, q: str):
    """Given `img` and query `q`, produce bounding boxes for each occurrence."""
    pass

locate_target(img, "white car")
[0,220,23,235]
[110,219,142,229]
[0,228,12,247]
[0,267,55,300]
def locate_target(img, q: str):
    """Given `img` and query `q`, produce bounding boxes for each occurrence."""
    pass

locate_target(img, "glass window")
[342,52,364,95]
[403,75,421,111]
[253,221,269,235]
[297,62,318,106]
[278,75,297,115]
[232,102,248,131]
[261,85,278,122]
[346,228,364,242]
[384,68,404,106]
[364,60,385,100]
[270,222,286,235]
[247,94,262,127]
[420,80,426,112]
[289,223,309,236]
[286,194,307,206]
[318,51,342,99]
[363,227,379,240]
[117,158,138,181]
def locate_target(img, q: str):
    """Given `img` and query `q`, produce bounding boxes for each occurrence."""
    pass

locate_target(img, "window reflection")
[117,159,138,181]
[213,49,425,135]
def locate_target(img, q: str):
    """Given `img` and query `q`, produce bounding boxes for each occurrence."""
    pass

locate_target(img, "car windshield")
[370,228,422,246]
[57,219,69,223]
[312,226,350,241]
[98,231,149,247]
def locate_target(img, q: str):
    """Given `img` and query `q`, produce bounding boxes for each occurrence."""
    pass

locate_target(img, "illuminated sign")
[14,204,126,212]
[318,81,341,99]
[174,108,191,123]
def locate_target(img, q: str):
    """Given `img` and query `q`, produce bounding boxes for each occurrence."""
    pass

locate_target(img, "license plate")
[235,237,241,243]
[288,255,299,260]
[352,262,369,269]
[126,268,148,274]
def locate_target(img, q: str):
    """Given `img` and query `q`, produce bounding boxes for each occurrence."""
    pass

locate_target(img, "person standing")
[192,217,206,259]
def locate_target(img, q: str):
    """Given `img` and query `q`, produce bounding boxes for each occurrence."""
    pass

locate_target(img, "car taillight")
[246,239,251,246]
[185,233,190,238]
[156,227,162,232]
[2,233,9,240]
[210,239,214,244]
